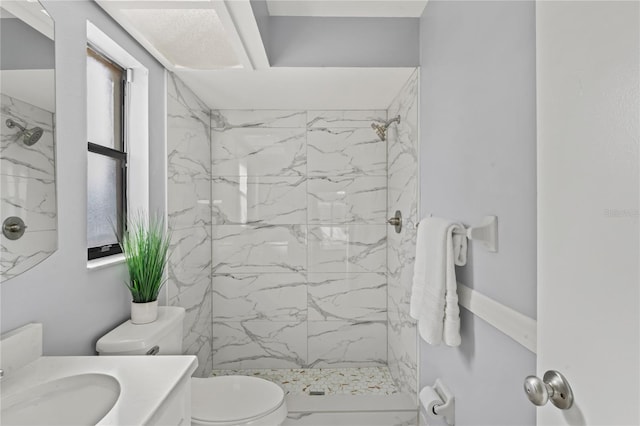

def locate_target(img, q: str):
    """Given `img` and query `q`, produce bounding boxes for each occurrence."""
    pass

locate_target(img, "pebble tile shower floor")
[211,367,399,396]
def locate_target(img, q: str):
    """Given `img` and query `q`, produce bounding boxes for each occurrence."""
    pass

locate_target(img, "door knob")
[524,370,574,410]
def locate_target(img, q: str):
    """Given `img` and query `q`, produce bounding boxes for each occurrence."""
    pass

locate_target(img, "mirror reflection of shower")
[5,118,44,146]
[371,115,401,141]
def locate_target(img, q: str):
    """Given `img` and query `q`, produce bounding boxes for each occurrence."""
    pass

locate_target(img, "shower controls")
[387,210,402,233]
[3,217,27,240]
[524,370,574,409]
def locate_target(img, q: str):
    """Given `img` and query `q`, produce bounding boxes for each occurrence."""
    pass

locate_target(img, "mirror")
[0,1,56,282]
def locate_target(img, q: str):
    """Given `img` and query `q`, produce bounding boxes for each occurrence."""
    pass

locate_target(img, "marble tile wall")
[166,73,212,376]
[0,94,56,281]
[386,70,419,396]
[210,109,389,369]
[168,73,419,392]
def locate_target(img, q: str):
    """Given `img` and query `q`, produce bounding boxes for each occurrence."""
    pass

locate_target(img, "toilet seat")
[191,376,287,425]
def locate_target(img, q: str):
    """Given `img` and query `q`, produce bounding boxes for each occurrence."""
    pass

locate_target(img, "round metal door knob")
[524,370,574,410]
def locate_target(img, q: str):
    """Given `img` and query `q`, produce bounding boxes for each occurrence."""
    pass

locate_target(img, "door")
[536,1,639,425]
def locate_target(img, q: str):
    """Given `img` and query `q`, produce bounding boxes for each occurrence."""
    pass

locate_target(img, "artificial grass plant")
[118,213,171,303]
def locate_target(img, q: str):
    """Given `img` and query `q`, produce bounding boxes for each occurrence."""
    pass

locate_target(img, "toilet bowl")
[191,376,287,425]
[96,307,287,425]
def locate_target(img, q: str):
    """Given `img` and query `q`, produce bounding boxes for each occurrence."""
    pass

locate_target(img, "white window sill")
[87,254,125,271]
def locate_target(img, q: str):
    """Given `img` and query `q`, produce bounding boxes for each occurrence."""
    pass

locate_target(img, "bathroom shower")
[5,118,44,146]
[371,115,401,141]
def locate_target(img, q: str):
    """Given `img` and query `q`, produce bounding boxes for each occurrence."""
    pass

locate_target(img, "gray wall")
[250,0,419,67]
[0,18,55,70]
[0,0,166,355]
[419,1,536,424]
[267,17,419,67]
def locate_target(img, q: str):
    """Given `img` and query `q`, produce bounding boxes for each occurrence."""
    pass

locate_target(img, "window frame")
[86,45,128,261]
[85,21,150,270]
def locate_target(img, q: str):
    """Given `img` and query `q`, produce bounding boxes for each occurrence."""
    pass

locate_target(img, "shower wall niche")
[167,70,419,394]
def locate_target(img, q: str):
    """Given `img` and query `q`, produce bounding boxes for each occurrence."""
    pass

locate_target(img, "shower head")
[370,115,401,141]
[372,123,387,141]
[5,118,43,146]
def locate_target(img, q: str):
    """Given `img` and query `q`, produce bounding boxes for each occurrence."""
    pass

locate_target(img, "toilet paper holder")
[420,378,455,426]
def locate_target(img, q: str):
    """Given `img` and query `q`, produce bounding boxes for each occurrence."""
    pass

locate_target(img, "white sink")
[1,373,120,426]
[0,323,198,425]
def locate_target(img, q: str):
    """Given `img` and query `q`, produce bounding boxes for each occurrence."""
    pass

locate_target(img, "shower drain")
[309,391,325,396]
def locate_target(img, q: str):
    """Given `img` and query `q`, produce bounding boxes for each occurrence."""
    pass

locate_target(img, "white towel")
[410,216,467,346]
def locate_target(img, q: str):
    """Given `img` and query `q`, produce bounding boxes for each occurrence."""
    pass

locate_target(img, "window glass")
[87,48,123,150]
[86,47,126,260]
[87,152,124,248]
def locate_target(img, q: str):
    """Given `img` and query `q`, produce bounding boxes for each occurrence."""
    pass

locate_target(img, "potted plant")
[118,214,171,324]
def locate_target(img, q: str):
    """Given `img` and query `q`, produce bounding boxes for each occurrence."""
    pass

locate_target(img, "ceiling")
[1,1,54,39]
[176,67,415,110]
[0,70,55,112]
[96,0,420,109]
[265,0,427,18]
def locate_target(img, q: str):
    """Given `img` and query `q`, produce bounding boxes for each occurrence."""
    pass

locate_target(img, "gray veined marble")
[211,110,307,129]
[308,176,387,225]
[211,128,306,177]
[167,73,213,377]
[167,76,211,180]
[167,226,212,299]
[387,76,419,179]
[212,273,307,322]
[212,225,307,273]
[167,225,212,378]
[167,73,212,231]
[1,94,55,180]
[0,230,56,282]
[168,176,211,230]
[308,225,386,273]
[181,285,213,377]
[386,70,419,396]
[167,73,211,130]
[1,93,57,281]
[308,273,387,321]
[1,175,56,231]
[307,321,387,368]
[212,176,306,225]
[212,320,307,369]
[168,100,420,374]
[307,110,387,128]
[307,127,387,177]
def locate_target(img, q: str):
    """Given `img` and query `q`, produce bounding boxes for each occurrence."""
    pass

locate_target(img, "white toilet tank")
[96,306,185,356]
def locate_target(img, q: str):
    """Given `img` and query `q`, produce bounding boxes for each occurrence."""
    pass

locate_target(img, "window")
[87,47,128,260]
[85,21,150,268]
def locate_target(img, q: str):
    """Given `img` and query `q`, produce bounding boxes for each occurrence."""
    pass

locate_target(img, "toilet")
[96,306,287,425]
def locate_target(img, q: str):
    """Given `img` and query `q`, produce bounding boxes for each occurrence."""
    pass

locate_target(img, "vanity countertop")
[1,355,198,425]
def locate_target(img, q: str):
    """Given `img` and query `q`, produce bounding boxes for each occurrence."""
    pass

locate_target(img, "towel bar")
[418,215,498,252]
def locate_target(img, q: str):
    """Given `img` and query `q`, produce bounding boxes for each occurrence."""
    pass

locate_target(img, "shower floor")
[211,366,400,396]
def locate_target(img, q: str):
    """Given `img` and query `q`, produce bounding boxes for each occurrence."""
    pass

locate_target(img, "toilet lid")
[191,376,285,423]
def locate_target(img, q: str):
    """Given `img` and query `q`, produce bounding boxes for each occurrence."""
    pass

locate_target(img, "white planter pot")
[131,300,158,324]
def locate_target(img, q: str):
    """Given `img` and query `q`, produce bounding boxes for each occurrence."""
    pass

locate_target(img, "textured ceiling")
[120,8,241,69]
